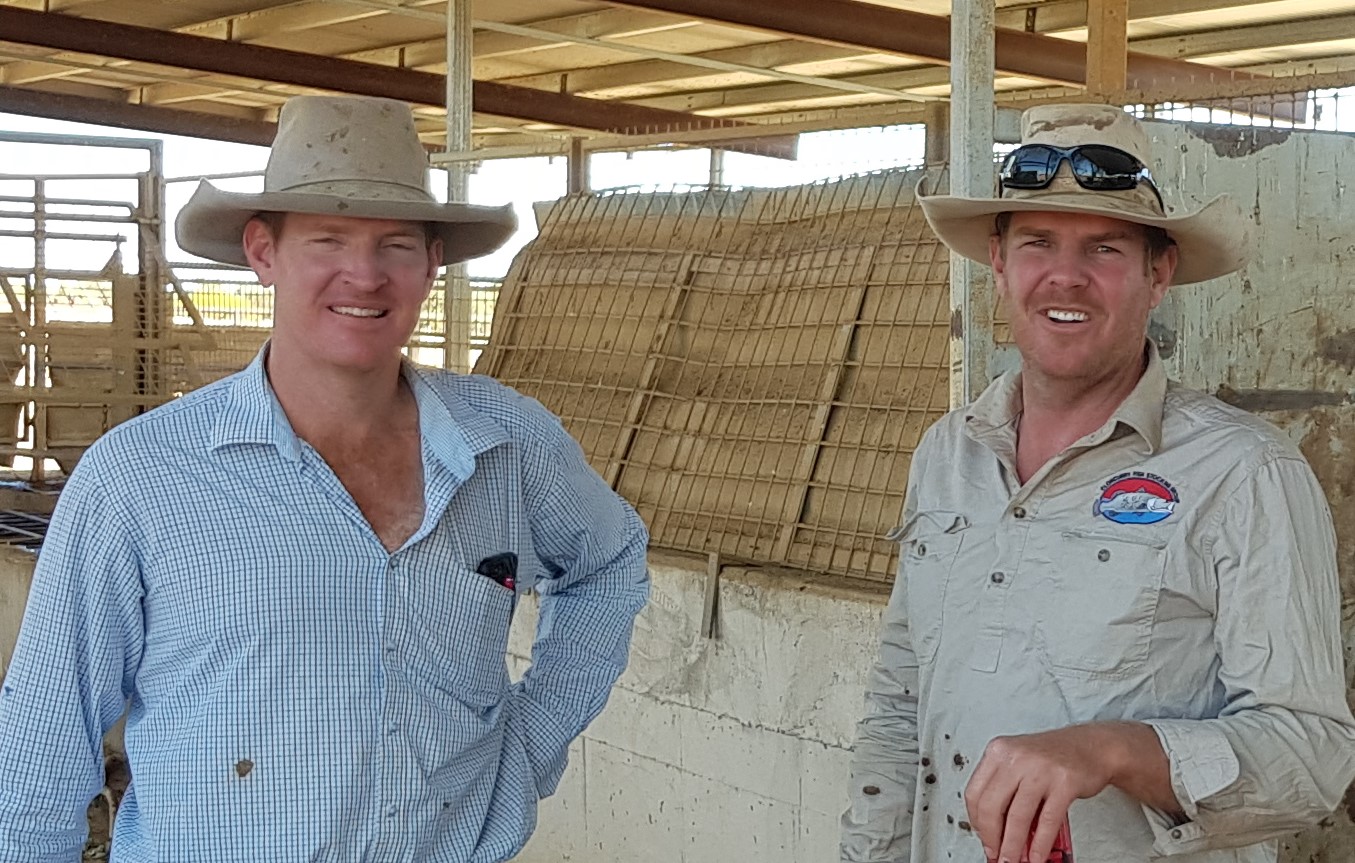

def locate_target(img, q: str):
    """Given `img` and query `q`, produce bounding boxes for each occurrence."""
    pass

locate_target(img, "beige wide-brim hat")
[918,103,1250,285]
[176,95,516,267]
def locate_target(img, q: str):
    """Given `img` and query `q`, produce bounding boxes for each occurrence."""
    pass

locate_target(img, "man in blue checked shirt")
[0,95,649,863]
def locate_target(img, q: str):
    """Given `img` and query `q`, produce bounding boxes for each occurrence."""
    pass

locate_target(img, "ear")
[423,237,444,294]
[242,218,279,287]
[426,237,443,276]
[989,233,1010,298]
[1147,244,1178,309]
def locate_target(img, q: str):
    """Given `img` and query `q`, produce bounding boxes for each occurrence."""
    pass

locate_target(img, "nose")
[340,245,387,291]
[1044,243,1090,290]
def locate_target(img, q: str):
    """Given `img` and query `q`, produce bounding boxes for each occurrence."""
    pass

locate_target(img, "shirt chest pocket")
[1036,529,1167,677]
[887,510,969,663]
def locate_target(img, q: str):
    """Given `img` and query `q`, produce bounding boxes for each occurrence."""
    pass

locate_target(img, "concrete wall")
[511,552,885,863]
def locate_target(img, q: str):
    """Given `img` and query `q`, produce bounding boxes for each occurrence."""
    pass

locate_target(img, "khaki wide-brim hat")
[919,103,1250,285]
[176,95,516,267]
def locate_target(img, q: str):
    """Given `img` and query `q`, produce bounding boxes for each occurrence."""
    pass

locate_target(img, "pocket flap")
[885,510,970,542]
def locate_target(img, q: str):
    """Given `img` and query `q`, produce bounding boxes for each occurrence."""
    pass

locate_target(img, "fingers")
[997,783,1043,863]
[965,748,1018,861]
[1025,795,1074,863]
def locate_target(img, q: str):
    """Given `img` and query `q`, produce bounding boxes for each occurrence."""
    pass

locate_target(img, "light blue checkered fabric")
[0,349,649,863]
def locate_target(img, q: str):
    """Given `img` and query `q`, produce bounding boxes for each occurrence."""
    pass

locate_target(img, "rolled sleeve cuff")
[1140,719,1241,854]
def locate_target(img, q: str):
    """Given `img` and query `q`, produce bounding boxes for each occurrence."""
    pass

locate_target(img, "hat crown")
[1006,103,1164,218]
[263,95,434,201]
[915,102,1250,285]
[1021,103,1153,163]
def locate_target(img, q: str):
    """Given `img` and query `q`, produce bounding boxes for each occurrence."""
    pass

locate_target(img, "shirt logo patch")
[1094,471,1178,524]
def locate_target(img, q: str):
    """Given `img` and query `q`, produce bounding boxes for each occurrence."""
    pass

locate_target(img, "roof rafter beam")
[1130,14,1355,60]
[601,11,1355,117]
[601,0,1259,90]
[0,84,277,145]
[1000,0,1298,33]
[496,40,871,96]
[348,1,1308,94]
[473,19,929,100]
[0,6,797,158]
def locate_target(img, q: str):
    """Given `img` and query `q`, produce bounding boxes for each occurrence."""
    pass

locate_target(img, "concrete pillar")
[924,100,950,166]
[567,137,589,194]
[948,0,996,407]
[443,0,474,373]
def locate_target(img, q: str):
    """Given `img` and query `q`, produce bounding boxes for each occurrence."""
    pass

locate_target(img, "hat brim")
[917,191,1249,285]
[175,181,518,267]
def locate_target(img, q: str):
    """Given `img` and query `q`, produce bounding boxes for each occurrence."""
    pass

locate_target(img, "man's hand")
[964,722,1178,863]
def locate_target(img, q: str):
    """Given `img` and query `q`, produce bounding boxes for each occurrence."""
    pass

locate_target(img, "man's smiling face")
[244,212,441,375]
[990,210,1176,395]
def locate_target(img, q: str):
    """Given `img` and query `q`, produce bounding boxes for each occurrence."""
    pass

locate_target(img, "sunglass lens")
[1001,145,1061,188]
[1071,145,1143,190]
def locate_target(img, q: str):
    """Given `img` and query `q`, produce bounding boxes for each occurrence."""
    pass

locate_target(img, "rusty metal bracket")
[700,551,721,640]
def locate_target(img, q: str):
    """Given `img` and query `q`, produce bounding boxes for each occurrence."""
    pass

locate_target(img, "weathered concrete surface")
[511,551,887,863]
[1147,119,1355,863]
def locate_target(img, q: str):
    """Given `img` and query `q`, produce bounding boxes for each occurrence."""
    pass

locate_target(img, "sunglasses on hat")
[998,143,1164,210]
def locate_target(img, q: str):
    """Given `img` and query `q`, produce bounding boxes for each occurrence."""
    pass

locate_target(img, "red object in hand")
[1019,817,1073,863]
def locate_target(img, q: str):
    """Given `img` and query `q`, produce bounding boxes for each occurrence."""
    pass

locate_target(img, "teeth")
[1046,309,1088,322]
[333,306,385,318]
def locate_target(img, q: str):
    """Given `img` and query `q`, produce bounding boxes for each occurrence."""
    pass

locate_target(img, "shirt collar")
[212,344,303,460]
[403,363,511,478]
[211,345,512,471]
[964,339,1166,455]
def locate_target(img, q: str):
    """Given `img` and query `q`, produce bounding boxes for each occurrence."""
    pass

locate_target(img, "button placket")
[968,500,1032,673]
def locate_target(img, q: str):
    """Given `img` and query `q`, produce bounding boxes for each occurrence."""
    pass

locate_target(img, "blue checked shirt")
[0,349,650,863]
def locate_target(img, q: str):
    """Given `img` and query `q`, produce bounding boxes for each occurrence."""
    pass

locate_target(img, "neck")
[264,341,412,446]
[1014,352,1147,482]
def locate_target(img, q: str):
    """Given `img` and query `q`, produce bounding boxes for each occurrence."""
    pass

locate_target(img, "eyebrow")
[1011,227,1138,243]
[305,222,424,239]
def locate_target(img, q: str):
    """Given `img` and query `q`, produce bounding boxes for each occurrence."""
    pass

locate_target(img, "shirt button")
[388,724,399,735]
[1171,828,1183,840]
[1098,548,1111,562]
[385,805,398,818]
[916,543,927,556]
[1012,506,1027,519]
[862,785,881,796]
[990,571,1005,584]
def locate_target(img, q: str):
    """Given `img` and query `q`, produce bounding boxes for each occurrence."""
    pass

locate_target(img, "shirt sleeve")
[504,412,650,800]
[840,463,924,863]
[0,460,144,863]
[1141,453,1355,855]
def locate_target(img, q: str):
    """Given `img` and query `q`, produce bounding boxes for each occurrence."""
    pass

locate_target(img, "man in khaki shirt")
[841,103,1355,863]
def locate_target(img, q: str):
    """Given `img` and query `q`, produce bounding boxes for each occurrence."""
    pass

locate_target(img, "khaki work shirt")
[842,344,1355,863]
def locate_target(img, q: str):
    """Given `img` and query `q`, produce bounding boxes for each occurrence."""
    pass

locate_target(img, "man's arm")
[1139,453,1355,854]
[841,470,924,863]
[965,453,1355,861]
[840,568,924,863]
[0,460,144,863]
[506,414,649,800]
